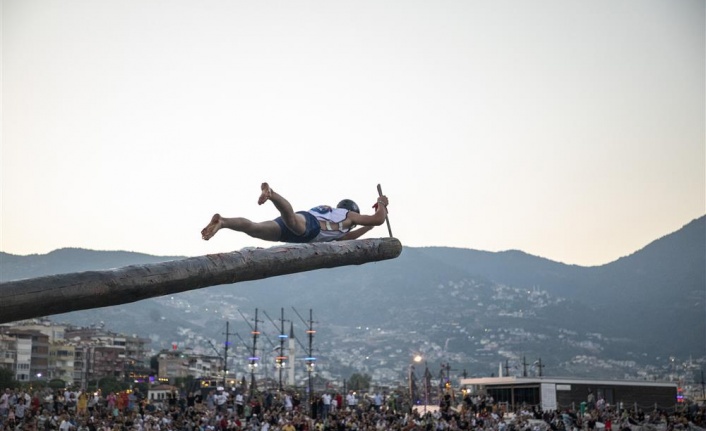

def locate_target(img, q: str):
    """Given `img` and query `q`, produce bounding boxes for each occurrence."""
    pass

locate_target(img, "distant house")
[148,384,179,405]
[459,376,678,412]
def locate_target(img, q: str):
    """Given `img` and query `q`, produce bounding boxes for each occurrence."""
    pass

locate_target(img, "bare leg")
[201,214,281,242]
[201,183,307,242]
[257,182,307,236]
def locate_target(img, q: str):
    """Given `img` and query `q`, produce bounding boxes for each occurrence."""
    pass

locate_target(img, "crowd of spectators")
[0,386,704,431]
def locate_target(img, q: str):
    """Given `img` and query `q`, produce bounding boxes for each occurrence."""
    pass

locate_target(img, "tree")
[48,379,66,390]
[86,376,125,394]
[97,376,124,394]
[0,366,17,389]
[347,373,372,392]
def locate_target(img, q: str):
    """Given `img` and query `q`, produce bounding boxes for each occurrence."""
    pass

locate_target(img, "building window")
[514,387,540,405]
[487,387,540,407]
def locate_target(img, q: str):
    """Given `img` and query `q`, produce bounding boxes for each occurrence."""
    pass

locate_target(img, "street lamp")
[274,345,287,391]
[423,361,431,414]
[408,355,431,414]
[248,357,259,397]
[408,364,414,399]
[409,355,423,409]
[305,355,316,417]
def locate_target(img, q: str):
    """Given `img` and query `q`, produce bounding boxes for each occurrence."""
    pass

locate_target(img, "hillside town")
[1,318,705,431]
[1,318,704,406]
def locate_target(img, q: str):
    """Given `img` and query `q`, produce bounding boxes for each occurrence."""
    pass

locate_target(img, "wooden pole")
[377,184,393,238]
[0,237,402,324]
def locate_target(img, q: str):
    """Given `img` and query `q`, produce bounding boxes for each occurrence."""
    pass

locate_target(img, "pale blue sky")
[1,0,704,266]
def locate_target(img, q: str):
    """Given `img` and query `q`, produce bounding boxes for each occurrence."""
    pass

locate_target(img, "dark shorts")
[274,211,321,243]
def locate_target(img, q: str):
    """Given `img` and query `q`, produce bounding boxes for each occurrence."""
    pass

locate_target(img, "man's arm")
[339,226,374,241]
[347,195,389,227]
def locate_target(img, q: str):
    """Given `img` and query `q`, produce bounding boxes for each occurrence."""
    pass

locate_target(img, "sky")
[1,0,704,267]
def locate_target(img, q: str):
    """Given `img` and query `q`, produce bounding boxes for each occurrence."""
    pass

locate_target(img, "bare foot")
[258,182,272,205]
[201,214,222,240]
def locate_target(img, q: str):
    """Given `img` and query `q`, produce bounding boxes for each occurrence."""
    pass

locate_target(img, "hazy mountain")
[1,216,704,379]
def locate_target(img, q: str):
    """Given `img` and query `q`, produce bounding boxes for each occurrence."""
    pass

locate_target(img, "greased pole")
[377,183,393,238]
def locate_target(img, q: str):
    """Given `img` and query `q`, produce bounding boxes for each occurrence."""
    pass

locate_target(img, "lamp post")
[249,309,261,399]
[247,360,259,397]
[423,361,431,414]
[408,363,416,407]
[277,308,288,392]
[305,309,316,418]
[409,355,423,411]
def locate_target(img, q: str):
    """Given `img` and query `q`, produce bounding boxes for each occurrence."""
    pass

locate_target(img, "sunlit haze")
[1,0,704,266]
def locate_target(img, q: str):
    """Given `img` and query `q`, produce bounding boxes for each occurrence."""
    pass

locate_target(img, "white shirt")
[308,206,352,242]
[215,392,228,406]
[59,419,73,431]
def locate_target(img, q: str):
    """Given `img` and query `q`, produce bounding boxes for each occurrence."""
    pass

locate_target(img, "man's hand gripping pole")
[377,184,393,238]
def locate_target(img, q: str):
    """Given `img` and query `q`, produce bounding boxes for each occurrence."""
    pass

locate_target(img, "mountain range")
[1,216,704,381]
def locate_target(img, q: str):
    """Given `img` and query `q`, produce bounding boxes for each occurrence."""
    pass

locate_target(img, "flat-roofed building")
[460,376,678,412]
[0,334,16,373]
[3,329,49,382]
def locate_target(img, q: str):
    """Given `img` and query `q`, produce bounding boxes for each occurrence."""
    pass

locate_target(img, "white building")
[14,337,32,382]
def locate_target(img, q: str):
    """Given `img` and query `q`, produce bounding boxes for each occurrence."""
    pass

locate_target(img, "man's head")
[337,199,359,214]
